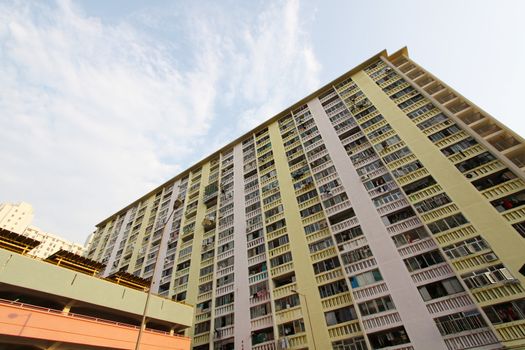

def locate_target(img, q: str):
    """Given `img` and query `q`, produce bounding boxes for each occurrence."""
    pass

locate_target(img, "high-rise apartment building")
[86,47,525,350]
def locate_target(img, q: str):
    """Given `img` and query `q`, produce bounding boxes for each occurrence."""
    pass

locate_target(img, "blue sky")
[1,0,524,243]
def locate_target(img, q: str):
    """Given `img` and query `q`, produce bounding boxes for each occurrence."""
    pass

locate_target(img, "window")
[278,319,305,336]
[313,257,341,274]
[245,202,261,213]
[407,103,435,119]
[402,176,436,195]
[435,310,487,335]
[194,321,210,335]
[491,190,525,212]
[372,190,403,207]
[413,193,452,213]
[266,219,286,233]
[398,94,424,109]
[196,300,211,313]
[428,124,461,143]
[218,241,234,253]
[462,263,515,290]
[334,226,363,245]
[216,273,234,287]
[275,294,300,311]
[417,113,448,130]
[483,299,525,324]
[368,326,410,349]
[217,256,234,269]
[323,193,349,208]
[215,313,234,328]
[418,277,464,301]
[268,235,289,250]
[391,227,428,247]
[199,282,213,294]
[314,165,336,181]
[319,279,349,298]
[367,125,393,140]
[363,174,392,191]
[356,160,383,176]
[360,115,383,129]
[200,265,214,277]
[304,220,328,235]
[382,207,416,226]
[350,147,375,164]
[331,336,367,350]
[442,236,489,259]
[383,147,412,164]
[247,244,265,258]
[263,192,281,205]
[456,152,496,173]
[358,296,395,316]
[325,306,357,326]
[350,269,383,288]
[216,292,234,306]
[247,228,263,242]
[341,246,373,265]
[512,221,525,238]
[427,213,468,234]
[264,204,283,219]
[250,303,271,319]
[374,135,401,152]
[392,160,424,178]
[441,137,478,156]
[249,262,267,276]
[270,252,292,268]
[309,237,334,253]
[300,203,323,218]
[391,86,416,100]
[404,250,445,272]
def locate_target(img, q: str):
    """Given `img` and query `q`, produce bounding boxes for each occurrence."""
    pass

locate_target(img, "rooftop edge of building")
[95,47,407,228]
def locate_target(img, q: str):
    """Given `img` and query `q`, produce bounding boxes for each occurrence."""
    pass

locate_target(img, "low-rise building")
[0,228,193,350]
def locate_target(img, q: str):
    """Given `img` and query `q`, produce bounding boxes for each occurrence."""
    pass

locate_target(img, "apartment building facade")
[86,47,525,350]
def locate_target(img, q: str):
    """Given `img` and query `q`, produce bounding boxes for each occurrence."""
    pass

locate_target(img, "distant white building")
[0,202,85,258]
[0,202,34,234]
[24,225,85,258]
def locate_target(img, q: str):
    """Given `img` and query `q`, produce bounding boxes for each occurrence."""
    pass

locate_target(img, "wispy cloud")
[0,0,320,242]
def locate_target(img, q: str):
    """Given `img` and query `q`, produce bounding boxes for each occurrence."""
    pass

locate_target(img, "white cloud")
[0,0,320,242]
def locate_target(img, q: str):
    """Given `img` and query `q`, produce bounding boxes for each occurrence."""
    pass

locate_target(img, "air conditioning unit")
[484,253,498,262]
[360,175,369,181]
[465,172,476,179]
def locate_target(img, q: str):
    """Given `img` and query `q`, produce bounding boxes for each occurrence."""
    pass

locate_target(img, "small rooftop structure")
[45,249,106,276]
[0,228,40,254]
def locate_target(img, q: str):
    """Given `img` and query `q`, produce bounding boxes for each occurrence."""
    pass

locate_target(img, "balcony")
[362,310,403,333]
[458,110,485,125]
[473,122,502,138]
[490,134,521,152]
[435,92,457,105]
[0,298,191,350]
[425,292,475,317]
[203,182,219,207]
[447,100,470,115]
[425,83,445,96]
